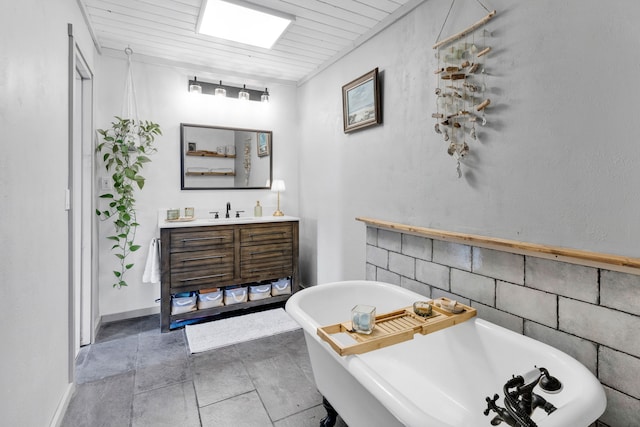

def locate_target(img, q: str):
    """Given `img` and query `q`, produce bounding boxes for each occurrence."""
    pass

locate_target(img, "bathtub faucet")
[484,367,559,426]
[484,394,518,426]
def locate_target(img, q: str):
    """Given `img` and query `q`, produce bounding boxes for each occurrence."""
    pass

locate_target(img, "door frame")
[68,23,96,379]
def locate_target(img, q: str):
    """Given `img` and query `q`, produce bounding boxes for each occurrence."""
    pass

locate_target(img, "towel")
[142,238,161,283]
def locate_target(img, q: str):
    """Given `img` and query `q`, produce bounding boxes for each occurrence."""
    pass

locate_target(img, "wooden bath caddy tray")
[317,298,476,356]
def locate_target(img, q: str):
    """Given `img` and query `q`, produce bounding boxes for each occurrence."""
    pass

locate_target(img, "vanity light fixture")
[214,80,227,97]
[271,179,285,216]
[238,84,250,101]
[189,76,202,94]
[197,0,294,49]
[186,78,269,102]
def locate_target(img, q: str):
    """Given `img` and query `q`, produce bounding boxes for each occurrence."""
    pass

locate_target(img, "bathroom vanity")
[159,216,299,331]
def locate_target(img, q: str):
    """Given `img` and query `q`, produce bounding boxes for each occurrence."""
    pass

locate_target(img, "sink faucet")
[225,202,231,218]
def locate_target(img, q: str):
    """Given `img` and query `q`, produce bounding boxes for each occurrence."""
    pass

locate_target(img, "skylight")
[197,0,293,49]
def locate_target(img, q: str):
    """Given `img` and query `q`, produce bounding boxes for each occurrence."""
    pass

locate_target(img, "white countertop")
[158,212,299,229]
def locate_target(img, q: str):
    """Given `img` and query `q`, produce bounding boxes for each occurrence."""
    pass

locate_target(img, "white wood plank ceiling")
[79,0,423,83]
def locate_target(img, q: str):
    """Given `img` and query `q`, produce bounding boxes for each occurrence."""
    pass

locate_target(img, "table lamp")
[271,179,285,216]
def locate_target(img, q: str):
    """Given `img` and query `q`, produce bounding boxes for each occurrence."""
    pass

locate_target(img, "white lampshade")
[271,179,285,192]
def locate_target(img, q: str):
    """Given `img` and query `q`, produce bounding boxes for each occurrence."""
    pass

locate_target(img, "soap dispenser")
[254,201,262,217]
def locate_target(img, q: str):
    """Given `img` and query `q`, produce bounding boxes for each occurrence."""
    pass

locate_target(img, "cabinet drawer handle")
[249,249,286,256]
[181,255,225,262]
[245,265,289,273]
[248,232,286,239]
[181,236,226,242]
[179,273,230,282]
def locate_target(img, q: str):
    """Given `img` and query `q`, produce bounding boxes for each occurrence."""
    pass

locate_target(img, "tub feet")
[320,397,338,427]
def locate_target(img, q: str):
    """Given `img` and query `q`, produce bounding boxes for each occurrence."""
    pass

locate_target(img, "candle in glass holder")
[351,304,376,334]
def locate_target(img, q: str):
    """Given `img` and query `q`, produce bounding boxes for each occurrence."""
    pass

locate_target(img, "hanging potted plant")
[96,116,161,288]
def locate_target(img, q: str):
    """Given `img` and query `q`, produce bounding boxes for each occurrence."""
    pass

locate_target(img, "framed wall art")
[257,131,270,157]
[342,67,382,133]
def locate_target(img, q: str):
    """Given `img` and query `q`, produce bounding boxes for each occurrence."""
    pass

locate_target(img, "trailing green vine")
[96,116,162,288]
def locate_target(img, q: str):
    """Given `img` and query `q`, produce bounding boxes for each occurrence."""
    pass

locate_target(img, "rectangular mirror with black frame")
[180,123,272,190]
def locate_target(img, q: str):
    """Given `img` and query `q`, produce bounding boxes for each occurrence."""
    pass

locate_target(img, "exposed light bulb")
[239,84,250,101]
[189,76,202,94]
[261,88,270,103]
[214,80,226,97]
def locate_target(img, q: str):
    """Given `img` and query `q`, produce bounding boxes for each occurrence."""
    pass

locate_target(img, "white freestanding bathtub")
[285,281,606,427]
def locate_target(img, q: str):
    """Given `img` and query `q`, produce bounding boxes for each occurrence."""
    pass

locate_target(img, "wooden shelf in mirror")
[186,150,236,158]
[186,171,235,176]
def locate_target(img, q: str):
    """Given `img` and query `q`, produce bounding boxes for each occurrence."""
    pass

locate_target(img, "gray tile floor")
[61,314,348,427]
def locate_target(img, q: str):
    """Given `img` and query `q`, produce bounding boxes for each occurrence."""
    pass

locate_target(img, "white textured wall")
[94,55,300,317]
[0,0,95,425]
[298,0,640,286]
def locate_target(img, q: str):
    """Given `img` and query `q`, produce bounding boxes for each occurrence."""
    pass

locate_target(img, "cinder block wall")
[365,227,640,427]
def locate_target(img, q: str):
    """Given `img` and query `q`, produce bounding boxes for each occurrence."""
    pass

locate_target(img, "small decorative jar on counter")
[166,208,180,220]
[351,304,376,334]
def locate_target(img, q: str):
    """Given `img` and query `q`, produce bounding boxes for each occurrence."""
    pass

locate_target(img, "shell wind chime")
[432,1,496,178]
[244,138,252,186]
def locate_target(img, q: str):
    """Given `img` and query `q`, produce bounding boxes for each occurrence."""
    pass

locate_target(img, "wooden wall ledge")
[356,217,640,276]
